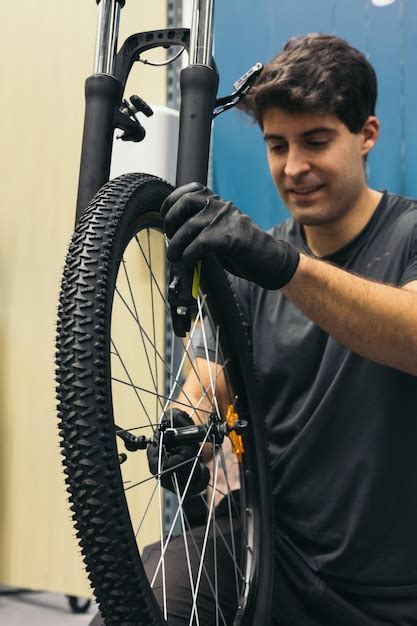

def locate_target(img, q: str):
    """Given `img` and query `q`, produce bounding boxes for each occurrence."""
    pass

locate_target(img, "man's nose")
[284,148,311,179]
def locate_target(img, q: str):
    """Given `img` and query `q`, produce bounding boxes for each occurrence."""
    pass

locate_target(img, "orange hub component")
[226,404,245,463]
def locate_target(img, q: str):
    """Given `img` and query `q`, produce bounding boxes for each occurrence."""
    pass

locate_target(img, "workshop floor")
[0,588,97,625]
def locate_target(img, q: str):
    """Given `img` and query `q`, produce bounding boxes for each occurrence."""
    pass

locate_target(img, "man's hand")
[161,183,300,289]
[147,409,210,496]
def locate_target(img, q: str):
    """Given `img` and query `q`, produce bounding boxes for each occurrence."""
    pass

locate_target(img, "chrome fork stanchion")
[94,0,122,76]
[189,0,215,67]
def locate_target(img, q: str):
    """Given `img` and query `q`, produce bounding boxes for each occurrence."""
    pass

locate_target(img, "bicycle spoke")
[116,423,159,434]
[111,339,155,431]
[149,426,214,588]
[125,455,206,492]
[135,233,170,314]
[157,431,168,620]
[182,512,228,626]
[134,480,159,539]
[136,232,217,406]
[114,285,203,416]
[162,309,206,420]
[115,283,165,415]
[218,446,241,600]
[213,441,219,626]
[120,257,160,403]
[197,297,221,418]
[196,489,244,580]
[112,376,213,418]
[190,451,220,625]
[173,474,200,626]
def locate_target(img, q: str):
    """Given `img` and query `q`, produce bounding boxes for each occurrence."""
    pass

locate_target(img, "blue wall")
[212,0,417,228]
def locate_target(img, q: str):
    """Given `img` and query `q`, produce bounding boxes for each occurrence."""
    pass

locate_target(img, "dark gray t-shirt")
[197,192,417,592]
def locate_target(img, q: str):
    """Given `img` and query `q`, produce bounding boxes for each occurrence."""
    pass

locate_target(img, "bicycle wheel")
[56,173,273,626]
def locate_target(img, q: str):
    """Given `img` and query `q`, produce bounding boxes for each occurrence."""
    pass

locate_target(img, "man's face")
[263,108,379,227]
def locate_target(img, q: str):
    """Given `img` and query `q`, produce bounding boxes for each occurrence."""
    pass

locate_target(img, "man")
[91,33,417,626]
[159,33,417,625]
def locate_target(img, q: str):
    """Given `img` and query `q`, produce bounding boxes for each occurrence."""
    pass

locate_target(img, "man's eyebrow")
[263,127,338,142]
[302,127,338,138]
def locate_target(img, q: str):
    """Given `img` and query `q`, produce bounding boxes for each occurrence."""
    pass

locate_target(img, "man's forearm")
[281,254,417,376]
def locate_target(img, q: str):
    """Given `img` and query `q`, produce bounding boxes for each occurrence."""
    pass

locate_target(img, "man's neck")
[302,188,383,257]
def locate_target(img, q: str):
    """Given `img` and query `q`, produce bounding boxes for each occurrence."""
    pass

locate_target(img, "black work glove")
[147,409,210,496]
[161,183,300,289]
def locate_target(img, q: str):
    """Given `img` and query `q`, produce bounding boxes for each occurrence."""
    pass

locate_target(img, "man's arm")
[161,183,417,375]
[281,254,417,376]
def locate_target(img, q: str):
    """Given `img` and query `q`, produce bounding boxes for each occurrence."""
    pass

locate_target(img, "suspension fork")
[169,0,219,336]
[75,0,124,222]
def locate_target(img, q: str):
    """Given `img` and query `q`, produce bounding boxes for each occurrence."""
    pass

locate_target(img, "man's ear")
[360,116,380,157]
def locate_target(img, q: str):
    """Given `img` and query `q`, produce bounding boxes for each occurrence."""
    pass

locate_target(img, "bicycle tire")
[56,173,274,626]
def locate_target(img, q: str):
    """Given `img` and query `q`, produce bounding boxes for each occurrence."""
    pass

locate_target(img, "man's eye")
[307,140,329,149]
[269,144,286,154]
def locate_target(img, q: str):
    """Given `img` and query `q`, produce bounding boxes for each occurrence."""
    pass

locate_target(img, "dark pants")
[90,497,241,626]
[90,525,417,626]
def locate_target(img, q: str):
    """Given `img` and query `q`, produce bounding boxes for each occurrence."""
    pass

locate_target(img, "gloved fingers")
[169,217,240,266]
[216,255,246,280]
[166,202,239,263]
[161,182,205,218]
[162,184,214,238]
[179,232,229,266]
[166,212,212,263]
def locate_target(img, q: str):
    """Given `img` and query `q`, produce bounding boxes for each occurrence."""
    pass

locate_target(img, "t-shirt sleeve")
[400,222,417,286]
[192,273,252,362]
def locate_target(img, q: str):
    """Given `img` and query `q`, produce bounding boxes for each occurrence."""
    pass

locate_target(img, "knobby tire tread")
[57,174,169,625]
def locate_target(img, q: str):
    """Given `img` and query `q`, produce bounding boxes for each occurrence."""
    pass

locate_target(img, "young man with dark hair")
[159,33,417,625]
[91,33,417,626]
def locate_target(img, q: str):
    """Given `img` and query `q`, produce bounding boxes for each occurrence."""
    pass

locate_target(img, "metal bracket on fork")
[114,28,190,89]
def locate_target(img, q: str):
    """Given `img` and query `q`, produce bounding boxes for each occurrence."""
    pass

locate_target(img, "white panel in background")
[110,105,179,185]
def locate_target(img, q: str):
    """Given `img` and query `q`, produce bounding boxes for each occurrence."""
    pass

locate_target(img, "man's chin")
[287,203,332,226]
[296,213,330,227]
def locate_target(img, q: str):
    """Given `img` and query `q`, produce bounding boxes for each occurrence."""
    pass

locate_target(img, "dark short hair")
[239,33,377,133]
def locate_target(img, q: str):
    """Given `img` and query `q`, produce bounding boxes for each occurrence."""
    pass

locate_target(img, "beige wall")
[0,0,167,597]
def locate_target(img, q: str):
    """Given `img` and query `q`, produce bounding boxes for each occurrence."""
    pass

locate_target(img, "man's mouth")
[289,184,323,196]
